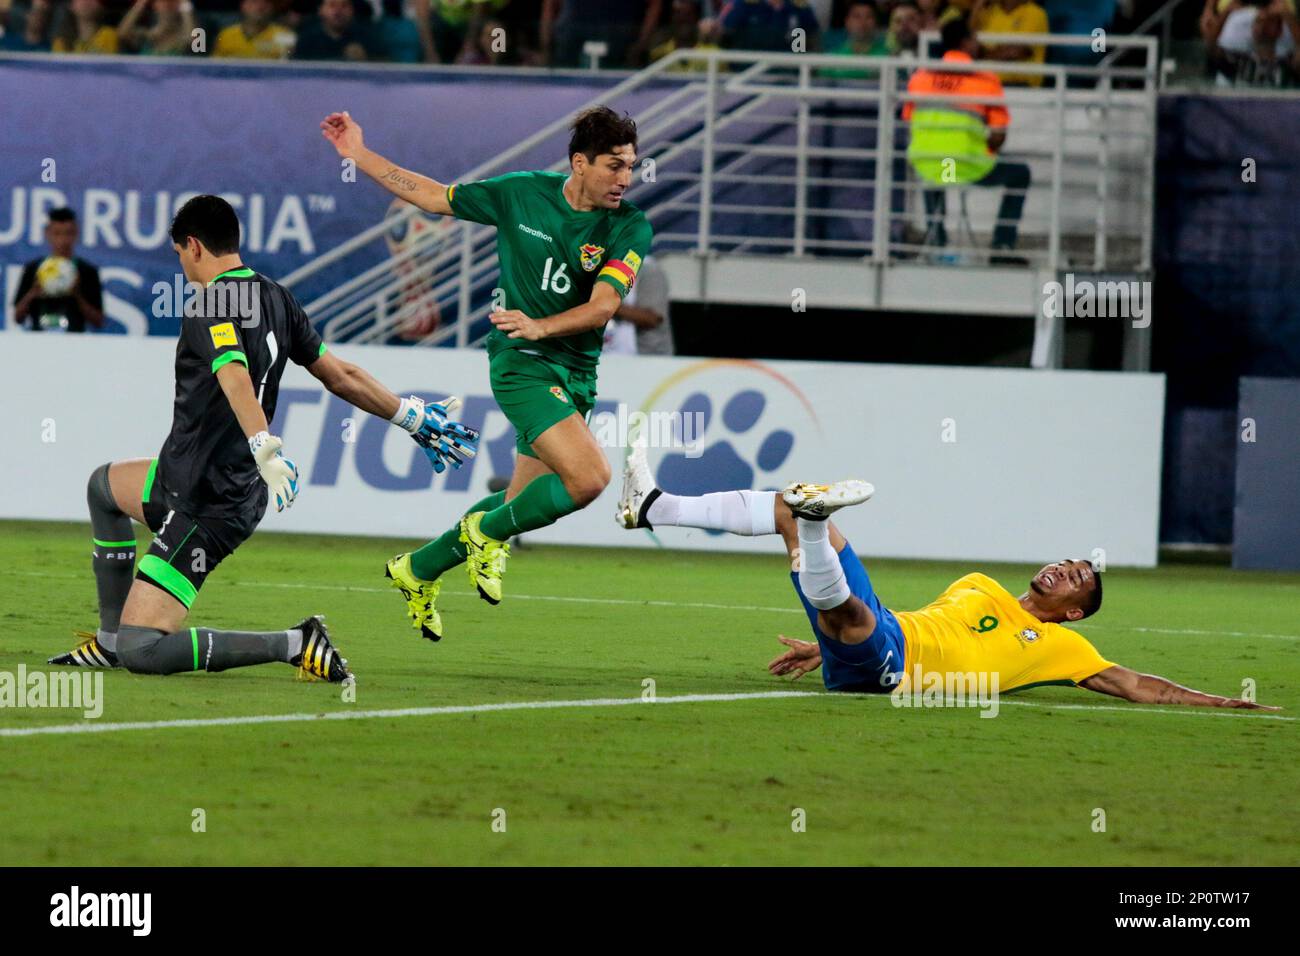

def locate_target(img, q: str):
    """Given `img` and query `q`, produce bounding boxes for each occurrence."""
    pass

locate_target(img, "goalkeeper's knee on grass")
[87,462,135,648]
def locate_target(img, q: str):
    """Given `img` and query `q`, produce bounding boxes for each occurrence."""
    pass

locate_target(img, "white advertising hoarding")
[0,335,1165,565]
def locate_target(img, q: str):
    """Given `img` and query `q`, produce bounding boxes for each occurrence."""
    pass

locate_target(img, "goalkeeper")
[50,195,479,681]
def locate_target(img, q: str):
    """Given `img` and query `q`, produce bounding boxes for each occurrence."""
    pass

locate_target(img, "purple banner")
[0,55,674,336]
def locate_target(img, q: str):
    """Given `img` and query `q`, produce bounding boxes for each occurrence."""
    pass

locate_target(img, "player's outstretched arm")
[319,111,453,216]
[306,350,479,474]
[307,350,405,421]
[1080,665,1279,710]
[215,362,300,512]
[768,635,822,682]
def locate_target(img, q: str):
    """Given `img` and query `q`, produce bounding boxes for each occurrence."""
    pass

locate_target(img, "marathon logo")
[517,222,554,243]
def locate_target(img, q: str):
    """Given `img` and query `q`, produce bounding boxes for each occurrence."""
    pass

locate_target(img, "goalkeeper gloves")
[249,430,300,512]
[390,395,480,474]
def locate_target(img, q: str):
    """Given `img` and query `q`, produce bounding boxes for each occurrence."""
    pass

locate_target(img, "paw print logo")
[656,390,795,510]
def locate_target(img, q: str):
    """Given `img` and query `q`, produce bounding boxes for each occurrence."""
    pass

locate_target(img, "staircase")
[282,37,1160,369]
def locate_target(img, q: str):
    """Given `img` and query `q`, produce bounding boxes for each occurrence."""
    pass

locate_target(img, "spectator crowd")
[1201,0,1300,86]
[0,0,1111,70]
[2,1,1152,341]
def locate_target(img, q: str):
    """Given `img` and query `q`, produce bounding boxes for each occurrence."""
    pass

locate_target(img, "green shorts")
[489,347,597,457]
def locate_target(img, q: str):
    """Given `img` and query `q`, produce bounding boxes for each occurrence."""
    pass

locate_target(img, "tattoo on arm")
[382,166,420,193]
[1141,672,1227,707]
[1154,680,1182,705]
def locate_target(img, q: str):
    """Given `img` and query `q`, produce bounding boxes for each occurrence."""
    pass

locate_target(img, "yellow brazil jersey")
[214,23,296,60]
[973,1,1048,87]
[650,39,722,73]
[53,26,119,54]
[1217,0,1294,10]
[896,573,1114,692]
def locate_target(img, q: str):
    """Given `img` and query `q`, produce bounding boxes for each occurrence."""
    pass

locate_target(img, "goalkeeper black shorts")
[138,489,259,610]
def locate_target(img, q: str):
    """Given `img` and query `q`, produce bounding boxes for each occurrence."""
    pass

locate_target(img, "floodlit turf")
[1,519,1296,866]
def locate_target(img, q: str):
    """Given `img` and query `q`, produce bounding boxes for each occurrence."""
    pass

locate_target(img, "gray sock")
[117,624,293,676]
[197,627,292,672]
[116,626,178,675]
[87,463,136,638]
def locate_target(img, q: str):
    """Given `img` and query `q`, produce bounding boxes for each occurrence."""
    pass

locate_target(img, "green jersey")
[446,169,654,372]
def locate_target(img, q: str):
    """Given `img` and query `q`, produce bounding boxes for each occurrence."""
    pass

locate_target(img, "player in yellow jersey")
[617,446,1276,710]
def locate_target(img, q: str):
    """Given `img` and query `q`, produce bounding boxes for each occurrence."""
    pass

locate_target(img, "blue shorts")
[790,541,908,694]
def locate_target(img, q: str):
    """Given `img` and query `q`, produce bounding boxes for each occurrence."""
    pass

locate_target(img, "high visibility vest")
[906,108,995,185]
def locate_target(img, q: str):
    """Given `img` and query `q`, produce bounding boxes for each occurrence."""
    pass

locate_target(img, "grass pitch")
[1,519,1296,866]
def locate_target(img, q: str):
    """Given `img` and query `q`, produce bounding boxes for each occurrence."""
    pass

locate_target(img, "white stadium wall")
[0,336,1165,566]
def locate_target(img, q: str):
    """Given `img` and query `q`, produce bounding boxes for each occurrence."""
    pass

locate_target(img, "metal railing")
[1099,0,1194,73]
[281,48,710,347]
[284,37,1159,348]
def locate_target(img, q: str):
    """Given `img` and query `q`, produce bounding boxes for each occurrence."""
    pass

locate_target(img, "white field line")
[15,574,1300,640]
[0,691,816,738]
[214,576,1300,641]
[991,698,1293,721]
[15,569,809,616]
[1119,625,1300,641]
[0,689,1292,738]
[231,579,810,616]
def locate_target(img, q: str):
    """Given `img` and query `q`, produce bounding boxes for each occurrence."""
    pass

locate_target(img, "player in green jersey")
[321,106,653,641]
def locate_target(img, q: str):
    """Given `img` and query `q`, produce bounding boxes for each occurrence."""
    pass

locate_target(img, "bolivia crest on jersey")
[579,243,605,272]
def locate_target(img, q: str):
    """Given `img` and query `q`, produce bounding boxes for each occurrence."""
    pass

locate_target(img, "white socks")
[647,490,777,536]
[643,489,849,609]
[797,517,850,610]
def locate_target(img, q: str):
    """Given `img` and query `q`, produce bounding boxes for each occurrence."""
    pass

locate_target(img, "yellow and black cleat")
[459,511,509,605]
[384,553,443,641]
[290,616,352,683]
[49,630,119,668]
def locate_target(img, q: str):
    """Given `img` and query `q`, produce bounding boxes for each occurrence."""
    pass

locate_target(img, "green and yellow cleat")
[459,511,509,605]
[385,553,443,642]
[49,630,119,668]
[289,615,352,683]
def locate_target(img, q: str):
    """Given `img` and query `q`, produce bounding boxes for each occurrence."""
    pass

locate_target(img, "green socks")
[410,490,505,581]
[408,477,581,581]
[480,474,578,540]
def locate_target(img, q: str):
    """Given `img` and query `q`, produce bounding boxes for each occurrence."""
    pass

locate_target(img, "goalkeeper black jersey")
[154,267,323,518]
